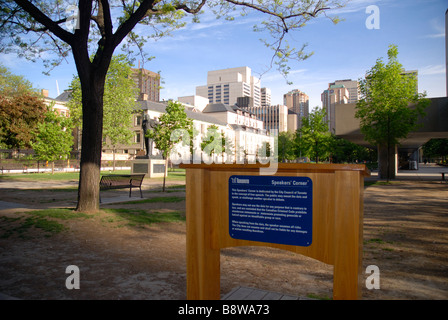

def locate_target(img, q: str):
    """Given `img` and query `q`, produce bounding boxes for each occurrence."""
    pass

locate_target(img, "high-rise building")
[246,104,288,134]
[196,67,263,108]
[328,79,359,103]
[261,87,272,107]
[321,84,349,133]
[236,96,255,109]
[283,89,309,129]
[131,67,160,102]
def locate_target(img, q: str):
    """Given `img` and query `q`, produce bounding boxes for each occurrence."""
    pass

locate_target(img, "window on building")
[135,115,142,126]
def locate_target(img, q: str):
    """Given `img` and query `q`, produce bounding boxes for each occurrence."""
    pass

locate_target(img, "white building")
[177,95,209,112]
[261,87,272,107]
[196,67,263,108]
[192,99,270,163]
[246,104,290,134]
[139,100,272,164]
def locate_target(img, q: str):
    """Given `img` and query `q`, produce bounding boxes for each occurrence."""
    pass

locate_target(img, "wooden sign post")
[180,163,370,300]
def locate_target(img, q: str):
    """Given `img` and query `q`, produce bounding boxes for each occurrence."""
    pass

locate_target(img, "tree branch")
[114,0,208,47]
[113,0,159,48]
[13,0,74,45]
[6,17,67,33]
[224,0,329,19]
[99,0,113,39]
[171,0,207,14]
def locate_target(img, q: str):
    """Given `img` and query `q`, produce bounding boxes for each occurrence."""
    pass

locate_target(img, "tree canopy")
[146,100,193,191]
[298,106,332,163]
[0,0,345,76]
[31,104,74,173]
[67,54,137,169]
[277,131,296,162]
[356,45,429,147]
[423,138,448,164]
[200,124,234,163]
[0,64,47,149]
[355,44,430,179]
[0,64,36,97]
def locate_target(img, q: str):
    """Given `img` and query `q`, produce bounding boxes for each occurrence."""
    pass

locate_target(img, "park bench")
[99,174,145,203]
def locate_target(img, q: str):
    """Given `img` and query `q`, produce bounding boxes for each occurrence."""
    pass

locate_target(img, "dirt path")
[0,178,447,300]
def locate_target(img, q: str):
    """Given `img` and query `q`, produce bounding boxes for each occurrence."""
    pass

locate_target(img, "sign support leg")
[186,168,221,300]
[333,171,364,300]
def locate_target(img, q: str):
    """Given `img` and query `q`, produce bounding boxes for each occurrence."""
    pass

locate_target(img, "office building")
[196,67,263,108]
[283,89,309,129]
[131,67,160,101]
[246,104,290,134]
[328,80,359,103]
[321,84,349,133]
[236,96,255,109]
[261,87,272,107]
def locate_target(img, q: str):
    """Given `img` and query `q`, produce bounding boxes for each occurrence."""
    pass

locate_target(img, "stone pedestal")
[131,159,166,178]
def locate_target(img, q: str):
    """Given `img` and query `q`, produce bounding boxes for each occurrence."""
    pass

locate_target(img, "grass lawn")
[120,196,185,204]
[0,209,91,239]
[0,204,186,238]
[101,208,185,227]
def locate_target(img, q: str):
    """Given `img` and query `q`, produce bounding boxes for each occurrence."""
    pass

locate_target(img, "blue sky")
[0,0,446,109]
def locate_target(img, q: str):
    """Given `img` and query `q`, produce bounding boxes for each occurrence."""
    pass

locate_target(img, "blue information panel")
[229,175,312,247]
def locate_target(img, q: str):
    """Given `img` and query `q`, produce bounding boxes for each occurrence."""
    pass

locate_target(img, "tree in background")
[277,131,296,162]
[0,0,346,212]
[330,136,377,165]
[423,139,448,164]
[31,105,74,173]
[0,94,47,149]
[298,107,333,163]
[0,65,47,149]
[146,100,193,192]
[0,64,36,97]
[356,44,430,181]
[68,54,137,170]
[201,124,233,163]
[257,141,272,162]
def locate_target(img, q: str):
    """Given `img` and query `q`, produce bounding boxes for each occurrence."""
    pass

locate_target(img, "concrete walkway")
[0,177,185,211]
[367,163,448,182]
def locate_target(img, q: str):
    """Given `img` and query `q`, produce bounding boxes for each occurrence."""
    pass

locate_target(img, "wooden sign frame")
[180,163,370,300]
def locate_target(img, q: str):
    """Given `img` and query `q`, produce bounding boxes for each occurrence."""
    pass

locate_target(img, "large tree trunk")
[378,144,396,181]
[70,25,114,211]
[75,67,107,212]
